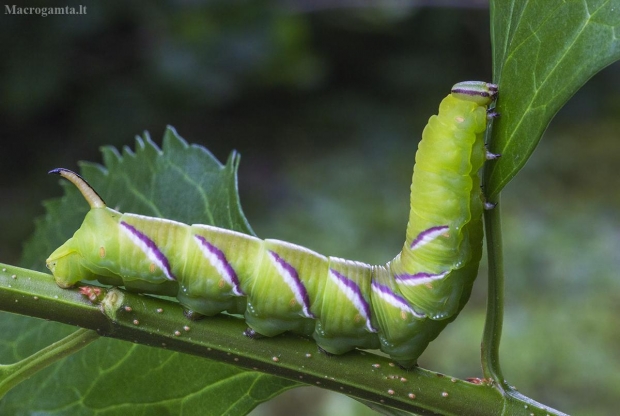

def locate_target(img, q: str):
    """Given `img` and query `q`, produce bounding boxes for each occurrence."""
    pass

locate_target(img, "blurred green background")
[1,1,619,415]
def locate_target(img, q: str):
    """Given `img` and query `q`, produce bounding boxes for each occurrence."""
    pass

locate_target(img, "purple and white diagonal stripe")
[120,221,176,281]
[394,271,448,286]
[410,225,449,250]
[329,269,377,333]
[194,235,244,296]
[371,280,425,318]
[268,251,315,319]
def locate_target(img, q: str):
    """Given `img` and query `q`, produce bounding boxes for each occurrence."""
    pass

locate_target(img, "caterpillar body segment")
[46,81,498,367]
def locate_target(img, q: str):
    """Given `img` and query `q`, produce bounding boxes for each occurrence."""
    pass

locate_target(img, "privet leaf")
[3,127,297,415]
[485,0,620,198]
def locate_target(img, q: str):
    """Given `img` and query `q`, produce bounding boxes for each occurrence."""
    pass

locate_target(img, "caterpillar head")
[450,81,498,106]
[46,239,96,288]
[46,169,115,288]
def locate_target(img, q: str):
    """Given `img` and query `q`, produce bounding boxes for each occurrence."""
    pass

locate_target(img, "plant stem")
[0,263,567,415]
[481,197,507,389]
[481,201,570,416]
[0,328,99,399]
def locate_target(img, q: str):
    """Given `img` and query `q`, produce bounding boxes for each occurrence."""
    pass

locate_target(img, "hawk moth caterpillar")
[46,81,498,367]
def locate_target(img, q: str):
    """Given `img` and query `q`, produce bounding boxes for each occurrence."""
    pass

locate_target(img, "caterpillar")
[46,81,498,368]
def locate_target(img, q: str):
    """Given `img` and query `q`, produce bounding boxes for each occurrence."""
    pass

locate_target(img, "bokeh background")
[2,1,619,415]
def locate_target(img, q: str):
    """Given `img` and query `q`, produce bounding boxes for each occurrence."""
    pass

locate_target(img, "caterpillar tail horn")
[49,168,106,209]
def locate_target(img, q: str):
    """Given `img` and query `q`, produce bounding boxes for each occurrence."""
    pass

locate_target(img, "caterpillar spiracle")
[46,81,498,368]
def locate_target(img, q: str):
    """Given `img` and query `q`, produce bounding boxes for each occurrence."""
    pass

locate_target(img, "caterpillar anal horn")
[49,168,106,209]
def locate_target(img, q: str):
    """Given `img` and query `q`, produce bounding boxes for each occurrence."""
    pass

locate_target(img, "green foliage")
[22,127,253,272]
[0,319,295,415]
[486,0,620,198]
[2,128,298,415]
[2,0,620,415]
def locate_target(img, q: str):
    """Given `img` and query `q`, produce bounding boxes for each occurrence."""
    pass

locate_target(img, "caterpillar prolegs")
[46,81,498,368]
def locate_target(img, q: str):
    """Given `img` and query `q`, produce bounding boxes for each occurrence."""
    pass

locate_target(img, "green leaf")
[2,126,573,415]
[3,127,296,415]
[0,320,294,415]
[485,0,620,198]
[21,126,254,272]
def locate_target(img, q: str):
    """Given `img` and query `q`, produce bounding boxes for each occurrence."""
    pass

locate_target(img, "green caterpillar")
[46,81,498,367]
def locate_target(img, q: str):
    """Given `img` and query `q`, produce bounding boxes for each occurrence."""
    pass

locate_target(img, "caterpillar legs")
[244,327,266,339]
[317,345,335,357]
[183,309,205,321]
[480,149,499,210]
[484,201,498,210]
[486,108,500,120]
[484,143,501,160]
[485,149,501,160]
[479,185,498,210]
